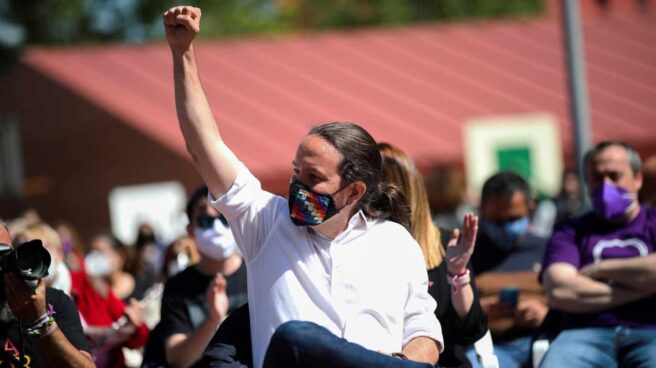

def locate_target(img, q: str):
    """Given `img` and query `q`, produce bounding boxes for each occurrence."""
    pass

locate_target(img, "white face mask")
[46,253,58,282]
[84,250,113,277]
[193,218,237,261]
[45,260,72,294]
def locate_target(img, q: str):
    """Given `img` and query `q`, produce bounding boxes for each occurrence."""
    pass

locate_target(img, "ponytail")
[362,183,411,231]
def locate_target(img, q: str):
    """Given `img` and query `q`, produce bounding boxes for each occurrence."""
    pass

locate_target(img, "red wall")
[0,64,203,243]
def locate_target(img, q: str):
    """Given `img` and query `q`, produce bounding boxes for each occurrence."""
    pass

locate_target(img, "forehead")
[294,135,343,172]
[91,236,112,251]
[192,198,219,218]
[481,190,529,220]
[589,145,631,173]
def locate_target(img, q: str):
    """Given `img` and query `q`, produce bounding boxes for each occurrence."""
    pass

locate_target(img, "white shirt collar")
[306,210,371,242]
[334,210,372,243]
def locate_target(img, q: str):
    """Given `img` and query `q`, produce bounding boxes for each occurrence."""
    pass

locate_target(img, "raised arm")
[542,262,649,313]
[445,213,478,319]
[165,274,229,368]
[164,6,241,198]
[579,254,656,294]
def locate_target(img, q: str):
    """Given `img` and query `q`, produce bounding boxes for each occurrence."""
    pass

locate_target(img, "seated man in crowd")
[0,219,95,367]
[466,172,549,368]
[540,141,656,367]
[638,154,656,206]
[142,186,247,368]
[163,5,443,367]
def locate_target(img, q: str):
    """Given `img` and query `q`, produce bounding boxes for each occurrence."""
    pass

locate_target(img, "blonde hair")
[379,143,444,269]
[162,236,201,278]
[16,222,63,260]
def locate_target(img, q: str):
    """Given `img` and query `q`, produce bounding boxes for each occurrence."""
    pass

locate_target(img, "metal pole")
[562,0,592,204]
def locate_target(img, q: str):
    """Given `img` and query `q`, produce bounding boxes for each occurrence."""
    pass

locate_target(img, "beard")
[0,300,14,323]
[0,277,15,323]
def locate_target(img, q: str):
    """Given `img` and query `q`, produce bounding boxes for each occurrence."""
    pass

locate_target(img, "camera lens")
[11,240,51,280]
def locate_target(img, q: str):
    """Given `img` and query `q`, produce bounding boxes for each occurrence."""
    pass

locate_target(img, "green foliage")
[278,0,544,31]
[1,0,545,45]
[188,0,290,37]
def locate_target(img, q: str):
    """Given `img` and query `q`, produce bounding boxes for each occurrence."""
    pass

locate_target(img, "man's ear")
[635,170,643,193]
[347,181,367,205]
[186,224,193,237]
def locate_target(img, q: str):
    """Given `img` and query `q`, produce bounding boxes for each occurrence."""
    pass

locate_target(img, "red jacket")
[70,270,149,367]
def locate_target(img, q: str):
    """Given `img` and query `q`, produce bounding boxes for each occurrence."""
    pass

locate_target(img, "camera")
[0,239,51,281]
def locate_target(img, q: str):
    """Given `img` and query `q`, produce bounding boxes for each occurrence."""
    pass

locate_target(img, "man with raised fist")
[162,6,443,368]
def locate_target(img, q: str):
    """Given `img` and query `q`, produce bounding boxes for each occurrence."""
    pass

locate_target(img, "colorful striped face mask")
[288,179,343,226]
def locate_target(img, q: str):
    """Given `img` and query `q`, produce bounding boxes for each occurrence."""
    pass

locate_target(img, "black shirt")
[0,288,92,367]
[471,231,547,275]
[142,263,247,368]
[428,262,487,368]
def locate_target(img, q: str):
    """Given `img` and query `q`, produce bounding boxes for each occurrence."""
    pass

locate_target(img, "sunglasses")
[196,214,228,229]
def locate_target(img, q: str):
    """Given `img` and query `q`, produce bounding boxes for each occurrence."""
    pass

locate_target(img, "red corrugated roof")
[21,2,656,183]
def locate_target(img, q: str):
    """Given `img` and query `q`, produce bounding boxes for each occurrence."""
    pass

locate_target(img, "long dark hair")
[309,122,411,230]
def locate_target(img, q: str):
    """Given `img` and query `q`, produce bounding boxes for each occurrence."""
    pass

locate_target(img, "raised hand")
[4,273,46,324]
[445,213,479,275]
[124,298,145,327]
[206,273,229,324]
[163,6,202,54]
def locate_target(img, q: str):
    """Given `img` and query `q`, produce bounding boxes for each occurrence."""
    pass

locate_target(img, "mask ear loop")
[623,192,638,215]
[331,181,358,213]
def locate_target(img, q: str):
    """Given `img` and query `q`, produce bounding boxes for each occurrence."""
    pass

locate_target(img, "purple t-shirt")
[543,206,656,329]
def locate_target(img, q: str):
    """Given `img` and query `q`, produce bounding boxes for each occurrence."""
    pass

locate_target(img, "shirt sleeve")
[47,288,93,354]
[401,240,444,352]
[208,163,287,262]
[541,220,582,279]
[159,282,194,339]
[125,324,150,349]
[104,289,149,349]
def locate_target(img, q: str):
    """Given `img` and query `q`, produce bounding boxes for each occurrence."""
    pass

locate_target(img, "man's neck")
[196,252,242,277]
[624,202,641,223]
[313,216,350,239]
[312,207,360,239]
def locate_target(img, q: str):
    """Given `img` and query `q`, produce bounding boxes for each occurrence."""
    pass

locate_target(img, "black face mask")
[288,179,346,226]
[136,233,156,246]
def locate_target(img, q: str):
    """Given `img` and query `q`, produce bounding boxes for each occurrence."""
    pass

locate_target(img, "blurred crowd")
[3,185,248,368]
[0,4,654,366]
[2,147,654,368]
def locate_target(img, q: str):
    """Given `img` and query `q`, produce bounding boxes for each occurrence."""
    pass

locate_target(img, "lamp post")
[562,0,591,204]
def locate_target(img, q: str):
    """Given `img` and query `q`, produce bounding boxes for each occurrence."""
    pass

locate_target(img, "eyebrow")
[292,160,328,176]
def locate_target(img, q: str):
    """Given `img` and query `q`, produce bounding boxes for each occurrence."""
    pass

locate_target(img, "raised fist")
[163,6,202,54]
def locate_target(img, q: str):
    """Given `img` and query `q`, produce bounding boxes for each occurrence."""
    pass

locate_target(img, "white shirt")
[210,164,443,368]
